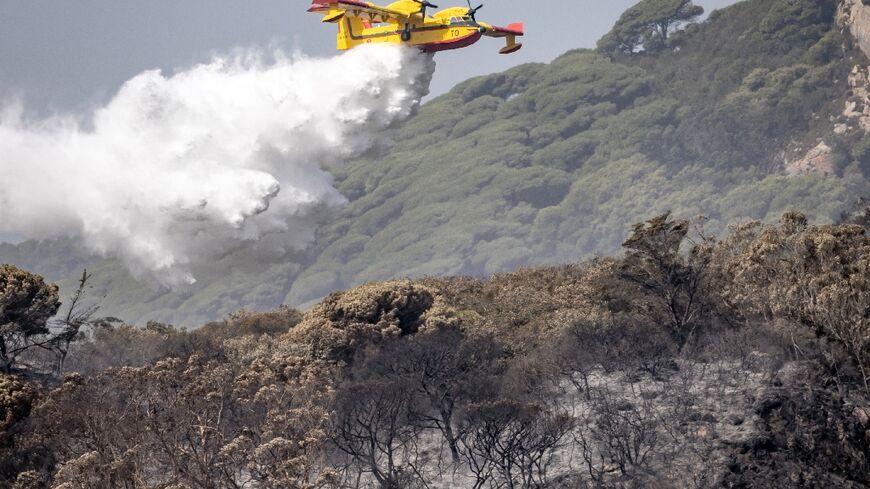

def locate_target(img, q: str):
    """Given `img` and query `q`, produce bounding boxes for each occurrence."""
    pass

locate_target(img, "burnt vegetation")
[1,208,869,488]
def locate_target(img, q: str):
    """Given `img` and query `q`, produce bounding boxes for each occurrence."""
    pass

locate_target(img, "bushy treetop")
[598,0,704,54]
[288,281,459,363]
[0,264,60,337]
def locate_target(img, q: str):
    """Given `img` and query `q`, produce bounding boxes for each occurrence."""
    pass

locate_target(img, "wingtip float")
[308,0,524,54]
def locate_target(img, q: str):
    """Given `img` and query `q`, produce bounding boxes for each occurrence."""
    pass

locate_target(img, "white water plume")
[0,45,434,286]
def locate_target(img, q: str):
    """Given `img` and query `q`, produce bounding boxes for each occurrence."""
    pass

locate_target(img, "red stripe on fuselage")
[420,31,483,53]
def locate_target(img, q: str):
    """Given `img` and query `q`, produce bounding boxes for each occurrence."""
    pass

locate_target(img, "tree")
[356,328,502,463]
[51,270,120,376]
[598,0,704,54]
[35,337,339,489]
[231,346,338,489]
[457,400,573,489]
[331,376,423,489]
[589,389,659,476]
[288,281,447,364]
[617,213,710,351]
[36,359,248,489]
[0,265,61,373]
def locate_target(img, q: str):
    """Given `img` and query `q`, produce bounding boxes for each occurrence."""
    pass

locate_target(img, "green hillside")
[286,0,867,303]
[3,0,869,325]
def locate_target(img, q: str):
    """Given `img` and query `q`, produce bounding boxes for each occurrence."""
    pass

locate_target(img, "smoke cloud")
[0,45,435,286]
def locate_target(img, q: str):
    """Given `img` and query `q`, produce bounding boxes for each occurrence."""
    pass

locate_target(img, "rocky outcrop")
[786,63,870,176]
[786,141,837,176]
[843,65,870,133]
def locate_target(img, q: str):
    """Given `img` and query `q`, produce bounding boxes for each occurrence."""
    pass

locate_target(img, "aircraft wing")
[308,0,413,22]
[480,22,525,38]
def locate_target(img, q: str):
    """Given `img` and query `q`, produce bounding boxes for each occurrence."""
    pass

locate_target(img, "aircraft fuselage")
[338,15,484,52]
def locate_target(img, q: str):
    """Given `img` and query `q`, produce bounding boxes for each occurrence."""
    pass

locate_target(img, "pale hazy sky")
[0,0,740,113]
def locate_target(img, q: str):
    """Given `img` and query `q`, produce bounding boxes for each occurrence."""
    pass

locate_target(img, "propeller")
[465,0,483,24]
[412,0,438,17]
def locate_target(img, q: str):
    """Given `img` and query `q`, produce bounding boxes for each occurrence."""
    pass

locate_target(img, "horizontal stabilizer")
[322,10,346,22]
[499,42,522,54]
[481,22,525,38]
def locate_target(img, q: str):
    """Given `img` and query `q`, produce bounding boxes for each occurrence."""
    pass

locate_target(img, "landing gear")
[401,25,412,42]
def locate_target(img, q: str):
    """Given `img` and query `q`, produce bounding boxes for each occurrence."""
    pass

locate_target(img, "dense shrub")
[200,305,303,338]
[0,375,39,488]
[711,212,870,392]
[288,281,457,363]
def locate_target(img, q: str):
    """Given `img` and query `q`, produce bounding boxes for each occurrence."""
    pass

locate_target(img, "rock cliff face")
[840,0,870,58]
[788,1,870,176]
[842,65,870,134]
[839,1,870,134]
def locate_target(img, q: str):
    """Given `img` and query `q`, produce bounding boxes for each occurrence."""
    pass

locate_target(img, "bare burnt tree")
[359,328,502,463]
[571,405,616,488]
[50,270,122,376]
[458,400,573,489]
[559,313,676,391]
[331,375,423,489]
[456,429,495,489]
[590,389,659,477]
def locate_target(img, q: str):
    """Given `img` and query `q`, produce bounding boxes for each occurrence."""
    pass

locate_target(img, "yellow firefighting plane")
[308,0,524,54]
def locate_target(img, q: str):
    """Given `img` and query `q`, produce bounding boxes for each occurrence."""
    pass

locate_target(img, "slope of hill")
[2,0,869,325]
[288,0,868,303]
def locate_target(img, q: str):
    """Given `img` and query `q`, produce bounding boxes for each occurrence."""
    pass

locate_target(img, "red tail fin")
[505,23,524,35]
